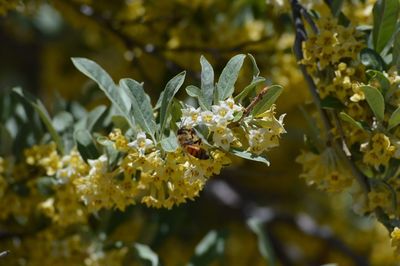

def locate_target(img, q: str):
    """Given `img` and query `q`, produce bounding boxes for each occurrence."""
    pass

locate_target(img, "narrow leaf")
[339,112,364,130]
[159,71,186,138]
[74,129,99,162]
[216,54,246,101]
[389,106,400,130]
[86,105,107,132]
[52,111,74,132]
[230,148,270,165]
[234,77,266,103]
[12,88,64,153]
[134,243,159,266]
[361,85,385,121]
[0,125,12,156]
[186,85,208,110]
[331,0,344,17]
[200,55,214,109]
[251,85,283,116]
[247,217,276,266]
[248,53,260,78]
[188,230,226,266]
[373,0,400,53]
[71,58,135,128]
[393,31,400,71]
[120,78,156,140]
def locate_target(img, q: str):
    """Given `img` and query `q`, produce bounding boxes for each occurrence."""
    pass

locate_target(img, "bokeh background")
[0,0,397,265]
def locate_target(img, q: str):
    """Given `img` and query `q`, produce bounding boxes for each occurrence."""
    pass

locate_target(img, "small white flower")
[200,110,216,127]
[210,125,234,150]
[128,132,153,155]
[181,106,202,127]
[211,104,234,123]
[248,128,280,154]
[221,97,243,113]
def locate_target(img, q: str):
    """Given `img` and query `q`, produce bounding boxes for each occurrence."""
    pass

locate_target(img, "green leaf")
[200,55,214,109]
[186,85,208,110]
[159,71,186,139]
[12,87,64,154]
[120,78,156,141]
[52,111,74,132]
[339,112,364,130]
[74,129,99,162]
[154,91,164,110]
[188,230,226,266]
[393,31,400,71]
[361,85,385,121]
[248,53,260,78]
[388,106,400,130]
[170,99,183,133]
[134,243,159,266]
[216,54,246,101]
[320,96,345,110]
[366,70,391,96]
[373,0,400,53]
[234,77,266,103]
[71,58,135,128]
[247,217,276,266]
[0,125,13,156]
[251,85,283,116]
[360,48,386,71]
[331,0,344,17]
[230,148,270,165]
[111,115,131,133]
[160,132,179,152]
[86,105,107,132]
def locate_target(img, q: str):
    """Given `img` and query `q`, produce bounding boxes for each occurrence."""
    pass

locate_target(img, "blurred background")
[0,0,397,265]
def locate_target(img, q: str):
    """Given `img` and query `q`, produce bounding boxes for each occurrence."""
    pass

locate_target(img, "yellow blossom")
[362,133,395,169]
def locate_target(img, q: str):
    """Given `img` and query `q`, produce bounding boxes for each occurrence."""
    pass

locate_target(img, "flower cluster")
[181,97,243,150]
[301,17,364,72]
[181,97,286,155]
[296,8,400,254]
[296,148,352,193]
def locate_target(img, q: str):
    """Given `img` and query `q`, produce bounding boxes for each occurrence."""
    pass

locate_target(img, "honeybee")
[177,127,210,160]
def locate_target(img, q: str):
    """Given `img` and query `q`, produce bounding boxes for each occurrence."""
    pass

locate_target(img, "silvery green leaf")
[251,85,283,116]
[134,243,159,266]
[159,71,186,139]
[216,54,246,101]
[230,148,270,165]
[71,57,135,129]
[74,129,99,162]
[12,87,64,153]
[200,55,214,109]
[120,78,156,140]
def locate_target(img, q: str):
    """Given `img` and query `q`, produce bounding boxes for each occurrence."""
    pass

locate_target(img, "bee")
[177,127,210,160]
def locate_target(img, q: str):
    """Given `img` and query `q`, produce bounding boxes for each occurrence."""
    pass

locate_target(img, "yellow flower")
[391,227,400,254]
[362,133,395,169]
[296,148,353,193]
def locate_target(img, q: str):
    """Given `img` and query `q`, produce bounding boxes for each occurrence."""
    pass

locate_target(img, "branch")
[205,179,370,265]
[289,0,370,193]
